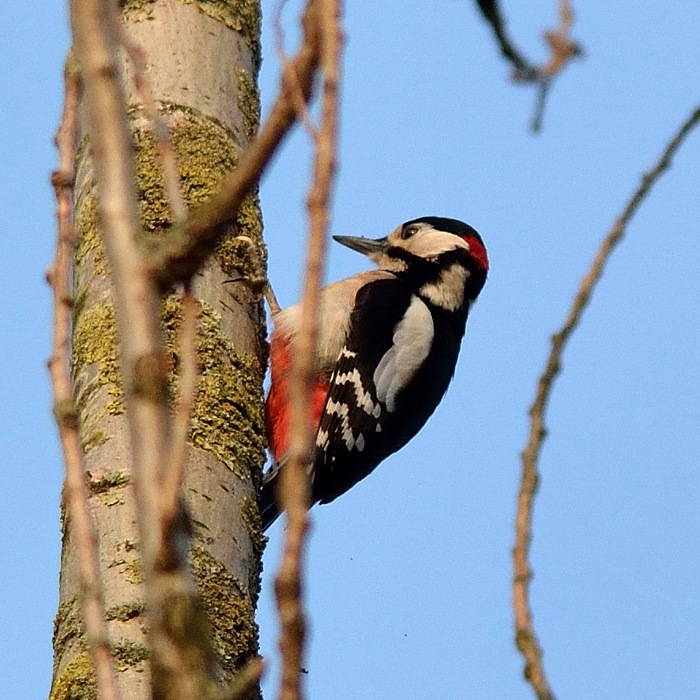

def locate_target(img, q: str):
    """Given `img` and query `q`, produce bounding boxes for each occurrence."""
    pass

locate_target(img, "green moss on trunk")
[71,300,122,416]
[48,651,97,700]
[191,545,259,677]
[161,296,266,482]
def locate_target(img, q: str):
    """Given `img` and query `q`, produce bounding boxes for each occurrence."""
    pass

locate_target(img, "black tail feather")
[259,475,281,531]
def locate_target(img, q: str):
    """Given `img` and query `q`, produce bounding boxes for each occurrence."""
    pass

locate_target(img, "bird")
[260,216,488,530]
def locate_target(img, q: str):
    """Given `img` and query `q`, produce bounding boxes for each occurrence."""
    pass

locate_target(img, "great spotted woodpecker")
[260,216,488,530]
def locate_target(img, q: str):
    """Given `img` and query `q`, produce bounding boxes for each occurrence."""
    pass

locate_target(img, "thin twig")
[530,80,551,134]
[161,286,199,529]
[48,55,121,700]
[539,0,580,80]
[474,0,582,132]
[118,23,188,223]
[147,0,323,290]
[475,0,535,77]
[526,0,582,132]
[265,283,282,317]
[225,234,283,315]
[273,0,319,139]
[514,103,700,700]
[274,2,343,700]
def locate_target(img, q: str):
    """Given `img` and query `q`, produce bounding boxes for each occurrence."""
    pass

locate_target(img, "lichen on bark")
[236,67,261,141]
[131,105,240,236]
[240,496,266,604]
[74,191,108,277]
[191,545,259,677]
[112,639,150,671]
[184,0,262,69]
[161,295,266,483]
[52,598,84,676]
[105,600,146,622]
[71,300,123,416]
[48,651,97,700]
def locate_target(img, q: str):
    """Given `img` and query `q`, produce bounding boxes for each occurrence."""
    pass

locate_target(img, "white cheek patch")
[373,295,434,412]
[419,263,469,311]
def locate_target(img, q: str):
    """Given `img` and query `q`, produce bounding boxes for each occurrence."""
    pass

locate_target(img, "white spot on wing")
[335,366,380,416]
[325,398,359,451]
[316,428,330,449]
[373,295,434,412]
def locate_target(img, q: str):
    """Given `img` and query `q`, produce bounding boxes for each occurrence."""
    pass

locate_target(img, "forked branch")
[147,0,324,290]
[475,0,583,131]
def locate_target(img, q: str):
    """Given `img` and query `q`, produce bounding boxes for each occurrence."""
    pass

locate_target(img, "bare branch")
[525,0,582,132]
[475,0,534,76]
[474,0,583,132]
[514,103,700,700]
[274,2,343,700]
[265,283,283,317]
[273,0,319,139]
[48,55,121,700]
[530,81,551,135]
[539,0,580,80]
[147,0,323,290]
[225,234,283,315]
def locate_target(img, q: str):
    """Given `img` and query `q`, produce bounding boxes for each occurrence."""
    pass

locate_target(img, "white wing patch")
[373,295,434,412]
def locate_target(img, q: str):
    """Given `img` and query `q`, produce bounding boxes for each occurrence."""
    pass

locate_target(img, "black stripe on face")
[385,245,476,291]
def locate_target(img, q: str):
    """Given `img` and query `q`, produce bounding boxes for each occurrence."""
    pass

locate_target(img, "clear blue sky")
[1,2,698,699]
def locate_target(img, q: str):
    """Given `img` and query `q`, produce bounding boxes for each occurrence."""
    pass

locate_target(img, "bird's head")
[333,216,488,311]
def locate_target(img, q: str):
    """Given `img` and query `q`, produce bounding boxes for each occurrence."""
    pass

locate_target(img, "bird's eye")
[402,225,418,239]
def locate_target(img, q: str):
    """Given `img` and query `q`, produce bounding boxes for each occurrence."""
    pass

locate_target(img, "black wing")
[311,277,439,504]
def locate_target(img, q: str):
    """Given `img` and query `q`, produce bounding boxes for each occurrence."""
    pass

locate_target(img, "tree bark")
[50,2,266,699]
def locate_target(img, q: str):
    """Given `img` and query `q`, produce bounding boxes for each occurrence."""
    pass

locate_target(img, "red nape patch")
[265,332,329,460]
[464,235,489,271]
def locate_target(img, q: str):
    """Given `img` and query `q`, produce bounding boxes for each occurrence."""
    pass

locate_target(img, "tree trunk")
[50,2,266,698]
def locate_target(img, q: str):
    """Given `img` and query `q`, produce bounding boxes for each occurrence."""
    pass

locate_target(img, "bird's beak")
[332,235,389,259]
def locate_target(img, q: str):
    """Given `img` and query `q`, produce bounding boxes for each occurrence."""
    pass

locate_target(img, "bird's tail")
[259,478,281,531]
[259,459,283,531]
